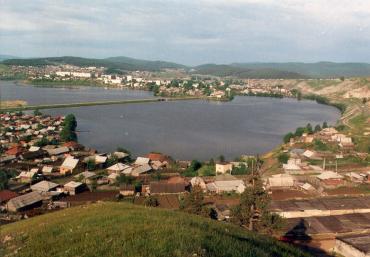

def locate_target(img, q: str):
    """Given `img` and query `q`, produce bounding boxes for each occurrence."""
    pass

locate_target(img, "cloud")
[0,0,370,64]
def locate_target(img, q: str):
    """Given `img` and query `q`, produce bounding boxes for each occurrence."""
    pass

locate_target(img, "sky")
[1,0,370,65]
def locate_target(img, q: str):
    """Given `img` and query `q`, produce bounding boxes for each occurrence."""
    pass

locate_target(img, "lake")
[0,81,341,160]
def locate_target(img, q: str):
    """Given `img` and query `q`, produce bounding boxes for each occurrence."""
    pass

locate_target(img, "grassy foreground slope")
[0,202,309,257]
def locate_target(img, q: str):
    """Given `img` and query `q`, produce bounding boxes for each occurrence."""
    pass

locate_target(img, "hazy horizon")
[1,0,370,65]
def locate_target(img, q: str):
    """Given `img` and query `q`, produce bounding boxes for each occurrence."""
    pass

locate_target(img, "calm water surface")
[1,81,340,160]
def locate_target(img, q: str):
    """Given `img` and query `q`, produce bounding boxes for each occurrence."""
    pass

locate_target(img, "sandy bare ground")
[0,100,27,108]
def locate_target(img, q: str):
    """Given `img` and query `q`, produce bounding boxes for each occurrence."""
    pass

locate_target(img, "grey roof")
[7,191,43,210]
[337,233,370,254]
[271,196,370,212]
[46,146,69,156]
[30,180,59,192]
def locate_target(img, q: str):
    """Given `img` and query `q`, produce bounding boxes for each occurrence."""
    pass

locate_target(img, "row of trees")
[283,122,328,143]
[60,114,77,142]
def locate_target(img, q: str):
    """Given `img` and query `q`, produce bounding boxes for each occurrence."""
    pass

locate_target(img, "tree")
[232,173,283,233]
[189,160,202,171]
[297,91,302,101]
[322,121,328,129]
[218,155,225,163]
[306,123,313,134]
[283,132,294,143]
[277,153,289,164]
[61,114,78,142]
[294,127,305,137]
[180,185,206,216]
[86,159,96,171]
[363,98,367,105]
[33,109,42,116]
[314,124,321,133]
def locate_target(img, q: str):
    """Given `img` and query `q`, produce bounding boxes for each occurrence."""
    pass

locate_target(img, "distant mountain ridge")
[2,55,370,78]
[230,62,370,78]
[0,54,19,61]
[2,56,186,71]
[191,64,307,79]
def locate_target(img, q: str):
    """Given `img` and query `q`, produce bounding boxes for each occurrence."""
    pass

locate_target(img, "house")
[84,155,107,166]
[17,169,38,183]
[149,180,186,194]
[0,155,16,164]
[107,163,130,174]
[20,149,45,160]
[31,180,59,192]
[268,174,295,188]
[6,191,43,212]
[134,157,150,165]
[0,190,19,204]
[120,184,135,196]
[345,172,364,183]
[111,151,129,160]
[302,150,317,159]
[42,165,54,174]
[334,233,370,257]
[5,146,24,156]
[60,157,79,175]
[45,146,70,156]
[207,175,246,194]
[74,171,96,183]
[215,163,233,174]
[131,164,152,177]
[64,181,85,195]
[317,171,344,188]
[108,173,119,183]
[299,183,315,192]
[190,177,207,192]
[29,146,40,152]
[283,158,303,174]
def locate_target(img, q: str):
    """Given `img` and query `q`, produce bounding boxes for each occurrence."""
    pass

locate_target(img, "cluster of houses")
[12,63,297,100]
[0,112,254,219]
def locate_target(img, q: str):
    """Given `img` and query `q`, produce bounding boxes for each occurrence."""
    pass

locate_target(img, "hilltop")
[231,62,370,78]
[192,64,307,79]
[0,202,309,257]
[1,56,186,72]
[4,55,370,78]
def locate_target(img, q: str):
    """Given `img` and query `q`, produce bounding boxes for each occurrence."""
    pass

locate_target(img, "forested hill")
[3,55,370,78]
[231,62,370,78]
[2,56,187,71]
[191,64,307,79]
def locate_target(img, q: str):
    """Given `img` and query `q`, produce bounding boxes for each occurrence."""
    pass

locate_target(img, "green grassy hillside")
[0,202,309,257]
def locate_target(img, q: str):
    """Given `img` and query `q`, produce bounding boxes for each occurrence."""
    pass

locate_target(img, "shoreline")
[0,80,349,160]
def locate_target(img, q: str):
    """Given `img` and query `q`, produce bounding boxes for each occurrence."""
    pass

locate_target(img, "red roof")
[63,141,80,148]
[146,153,169,162]
[0,190,19,203]
[5,146,24,156]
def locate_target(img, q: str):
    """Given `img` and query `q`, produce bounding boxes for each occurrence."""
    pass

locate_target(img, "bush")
[283,132,294,143]
[277,153,289,164]
[144,195,159,207]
